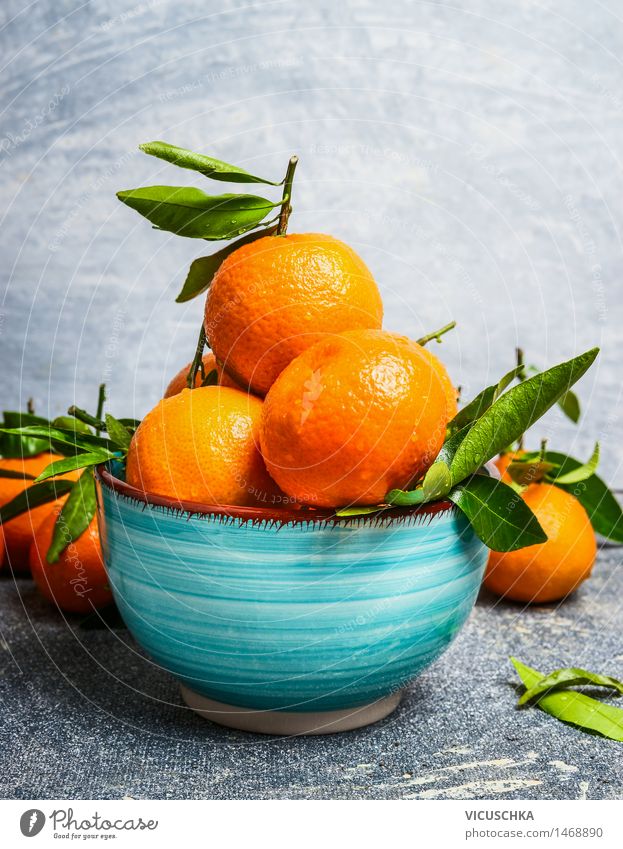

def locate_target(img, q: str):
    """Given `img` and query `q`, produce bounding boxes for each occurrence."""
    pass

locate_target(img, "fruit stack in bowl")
[129,231,457,513]
[2,145,617,734]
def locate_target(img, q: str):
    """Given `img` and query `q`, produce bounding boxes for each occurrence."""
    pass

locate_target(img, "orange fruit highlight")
[485,482,596,603]
[29,511,112,614]
[126,386,284,507]
[0,453,78,571]
[204,233,383,396]
[260,329,451,508]
[164,352,238,398]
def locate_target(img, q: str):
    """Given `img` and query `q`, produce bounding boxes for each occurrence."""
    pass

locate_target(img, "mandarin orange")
[0,453,79,570]
[164,352,238,398]
[29,511,112,613]
[126,386,283,506]
[485,482,596,603]
[420,347,458,420]
[204,233,383,396]
[259,329,450,508]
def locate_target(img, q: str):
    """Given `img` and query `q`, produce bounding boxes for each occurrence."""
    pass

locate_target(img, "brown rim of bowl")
[95,464,455,525]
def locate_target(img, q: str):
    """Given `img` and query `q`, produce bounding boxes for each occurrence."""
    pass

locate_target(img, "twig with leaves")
[0,388,136,564]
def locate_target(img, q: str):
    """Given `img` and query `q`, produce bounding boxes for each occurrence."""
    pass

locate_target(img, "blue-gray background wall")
[1,0,621,481]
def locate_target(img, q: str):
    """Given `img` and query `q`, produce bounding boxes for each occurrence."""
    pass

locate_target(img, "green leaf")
[0,411,51,458]
[421,461,452,501]
[3,411,50,429]
[507,458,556,486]
[48,415,96,457]
[47,468,97,563]
[118,418,141,432]
[543,451,623,542]
[201,369,219,387]
[139,141,281,185]
[335,506,385,517]
[448,364,525,436]
[176,226,278,302]
[557,389,581,423]
[384,428,469,506]
[549,443,599,485]
[448,474,547,551]
[116,186,280,240]
[0,425,116,454]
[0,468,36,480]
[0,479,74,524]
[104,414,132,450]
[449,348,599,485]
[518,666,623,706]
[34,450,118,482]
[52,415,93,435]
[511,658,623,741]
[526,362,581,424]
[438,425,472,466]
[385,487,425,507]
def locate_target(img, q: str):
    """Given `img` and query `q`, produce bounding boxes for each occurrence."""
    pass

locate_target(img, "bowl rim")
[95,464,455,525]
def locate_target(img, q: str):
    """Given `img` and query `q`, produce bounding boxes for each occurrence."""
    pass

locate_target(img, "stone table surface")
[1,540,621,801]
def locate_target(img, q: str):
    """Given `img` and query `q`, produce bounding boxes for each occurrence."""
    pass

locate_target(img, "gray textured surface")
[1,543,622,800]
[0,0,622,481]
[2,0,623,802]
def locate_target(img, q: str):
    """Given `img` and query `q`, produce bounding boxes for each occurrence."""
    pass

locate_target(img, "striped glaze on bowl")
[95,464,488,734]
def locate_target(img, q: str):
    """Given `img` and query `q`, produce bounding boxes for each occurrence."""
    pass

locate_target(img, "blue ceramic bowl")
[95,464,488,735]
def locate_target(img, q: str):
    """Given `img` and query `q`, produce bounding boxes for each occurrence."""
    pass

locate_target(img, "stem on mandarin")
[186,324,207,390]
[515,349,526,450]
[67,405,105,431]
[416,320,456,347]
[95,384,106,435]
[276,155,299,236]
[516,347,525,379]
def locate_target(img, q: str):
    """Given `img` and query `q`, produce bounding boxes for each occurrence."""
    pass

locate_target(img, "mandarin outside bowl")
[95,464,488,735]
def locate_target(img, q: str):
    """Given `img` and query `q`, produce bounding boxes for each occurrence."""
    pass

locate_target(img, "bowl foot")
[180,685,403,736]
